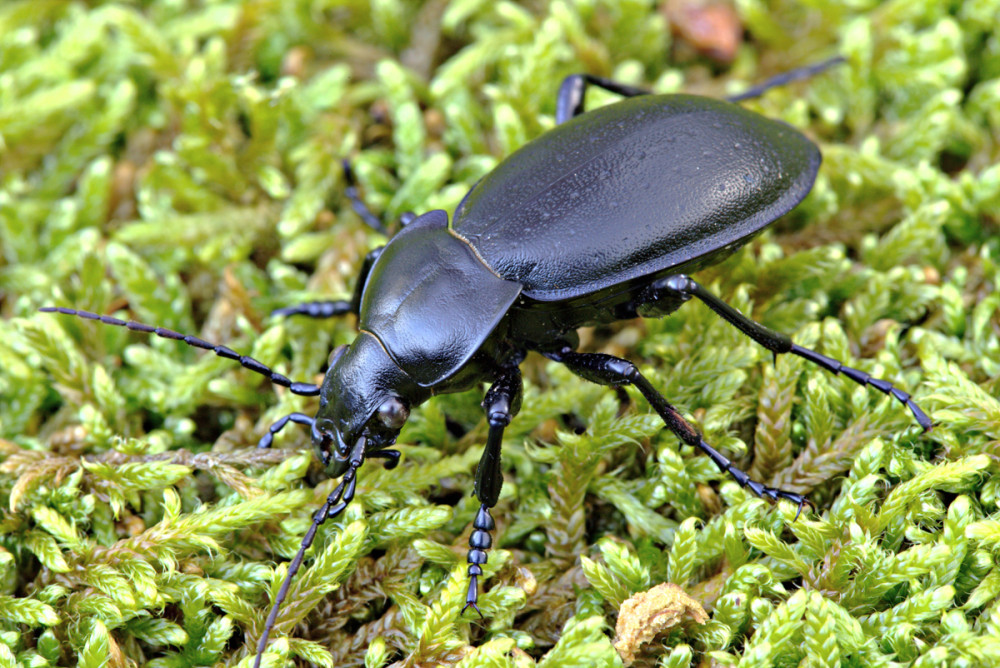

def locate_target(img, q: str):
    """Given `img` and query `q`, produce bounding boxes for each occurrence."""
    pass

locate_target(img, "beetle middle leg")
[640,275,933,430]
[276,161,421,320]
[340,159,418,234]
[544,348,810,513]
[464,365,522,616]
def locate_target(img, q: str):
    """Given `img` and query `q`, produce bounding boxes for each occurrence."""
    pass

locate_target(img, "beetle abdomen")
[453,94,820,301]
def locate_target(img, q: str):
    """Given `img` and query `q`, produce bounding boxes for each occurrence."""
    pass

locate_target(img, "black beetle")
[42,57,931,665]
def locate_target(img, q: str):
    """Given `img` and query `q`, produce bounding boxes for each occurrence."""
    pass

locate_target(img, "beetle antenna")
[39,307,320,396]
[252,439,366,668]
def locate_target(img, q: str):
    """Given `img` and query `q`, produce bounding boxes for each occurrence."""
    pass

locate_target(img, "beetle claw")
[463,575,485,619]
[792,497,816,521]
[462,600,485,620]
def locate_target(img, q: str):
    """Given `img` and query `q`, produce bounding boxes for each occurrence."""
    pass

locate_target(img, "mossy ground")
[1,1,999,667]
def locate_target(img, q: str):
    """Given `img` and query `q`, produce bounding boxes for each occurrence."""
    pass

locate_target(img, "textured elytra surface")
[455,95,819,300]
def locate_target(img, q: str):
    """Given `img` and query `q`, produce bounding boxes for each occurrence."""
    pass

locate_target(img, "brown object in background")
[664,0,743,63]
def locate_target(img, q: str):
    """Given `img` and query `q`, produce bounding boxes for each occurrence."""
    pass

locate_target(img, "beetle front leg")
[545,349,810,514]
[272,247,383,320]
[257,412,315,449]
[642,275,932,431]
[464,366,522,617]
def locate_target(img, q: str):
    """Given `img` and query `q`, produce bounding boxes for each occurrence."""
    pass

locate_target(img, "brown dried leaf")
[613,583,708,666]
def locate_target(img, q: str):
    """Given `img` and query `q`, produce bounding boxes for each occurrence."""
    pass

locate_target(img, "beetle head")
[311,332,426,478]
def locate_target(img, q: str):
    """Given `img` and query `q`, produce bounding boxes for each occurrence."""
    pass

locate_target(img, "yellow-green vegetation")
[1,1,999,666]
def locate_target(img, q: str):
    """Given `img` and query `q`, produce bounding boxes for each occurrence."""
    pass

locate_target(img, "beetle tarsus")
[465,505,495,615]
[792,497,816,521]
[462,579,485,619]
[464,367,521,613]
[698,437,809,512]
[789,344,933,431]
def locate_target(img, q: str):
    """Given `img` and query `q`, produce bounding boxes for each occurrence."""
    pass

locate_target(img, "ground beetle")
[42,57,932,665]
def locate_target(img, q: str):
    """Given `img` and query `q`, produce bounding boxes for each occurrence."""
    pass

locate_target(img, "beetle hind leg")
[464,366,522,616]
[545,348,810,516]
[558,56,844,124]
[644,275,932,431]
[726,56,846,103]
[556,74,651,124]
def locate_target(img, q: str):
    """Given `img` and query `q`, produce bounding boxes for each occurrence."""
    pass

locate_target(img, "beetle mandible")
[42,57,932,665]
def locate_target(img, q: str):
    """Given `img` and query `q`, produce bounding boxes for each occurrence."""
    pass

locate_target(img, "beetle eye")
[328,344,347,367]
[377,396,409,429]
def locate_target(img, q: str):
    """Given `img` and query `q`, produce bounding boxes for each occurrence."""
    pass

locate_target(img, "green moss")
[1,0,999,666]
